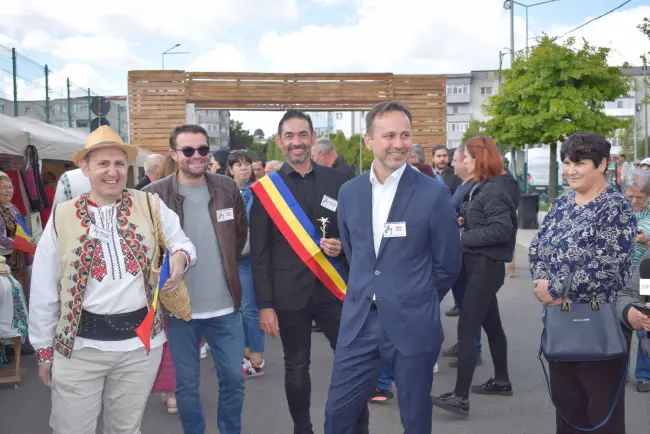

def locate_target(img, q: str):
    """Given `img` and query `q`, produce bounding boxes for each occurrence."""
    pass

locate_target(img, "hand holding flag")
[12,215,36,255]
[135,248,170,354]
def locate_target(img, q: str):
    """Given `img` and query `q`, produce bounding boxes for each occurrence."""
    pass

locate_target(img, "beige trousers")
[50,345,163,434]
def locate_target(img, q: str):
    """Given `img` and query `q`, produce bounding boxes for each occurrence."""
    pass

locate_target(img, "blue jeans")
[168,313,245,434]
[239,257,265,353]
[635,331,650,382]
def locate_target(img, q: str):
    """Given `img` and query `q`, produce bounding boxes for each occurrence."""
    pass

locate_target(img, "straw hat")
[72,126,139,166]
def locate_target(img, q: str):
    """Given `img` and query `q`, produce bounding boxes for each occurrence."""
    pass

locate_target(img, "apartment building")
[307,110,368,138]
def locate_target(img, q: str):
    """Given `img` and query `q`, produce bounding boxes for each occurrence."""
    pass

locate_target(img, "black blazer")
[250,162,350,311]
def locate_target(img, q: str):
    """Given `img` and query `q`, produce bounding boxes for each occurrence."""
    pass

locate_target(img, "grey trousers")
[50,345,163,434]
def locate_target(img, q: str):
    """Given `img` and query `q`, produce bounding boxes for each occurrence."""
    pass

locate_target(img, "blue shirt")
[450,180,474,215]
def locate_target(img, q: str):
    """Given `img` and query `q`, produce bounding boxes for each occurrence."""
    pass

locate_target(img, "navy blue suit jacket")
[336,164,463,356]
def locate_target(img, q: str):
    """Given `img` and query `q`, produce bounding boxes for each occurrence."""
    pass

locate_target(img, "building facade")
[306,110,368,138]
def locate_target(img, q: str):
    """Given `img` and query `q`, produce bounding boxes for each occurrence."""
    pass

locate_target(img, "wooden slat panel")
[128,71,446,153]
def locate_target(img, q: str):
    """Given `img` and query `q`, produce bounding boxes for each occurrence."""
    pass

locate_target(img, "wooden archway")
[127,71,446,162]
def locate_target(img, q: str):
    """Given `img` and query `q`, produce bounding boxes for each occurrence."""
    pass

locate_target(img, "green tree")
[461,120,483,144]
[264,136,284,161]
[346,134,374,173]
[229,120,254,150]
[483,36,631,200]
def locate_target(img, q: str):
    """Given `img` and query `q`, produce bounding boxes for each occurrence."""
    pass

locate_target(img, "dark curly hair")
[560,133,610,172]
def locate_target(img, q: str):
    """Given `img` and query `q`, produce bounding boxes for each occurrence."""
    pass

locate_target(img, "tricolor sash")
[251,172,347,301]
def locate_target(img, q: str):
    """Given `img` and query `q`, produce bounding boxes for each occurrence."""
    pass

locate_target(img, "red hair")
[465,136,503,181]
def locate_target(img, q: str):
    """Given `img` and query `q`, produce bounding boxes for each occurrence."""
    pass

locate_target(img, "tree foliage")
[264,136,284,161]
[229,120,254,151]
[483,36,632,200]
[461,120,483,144]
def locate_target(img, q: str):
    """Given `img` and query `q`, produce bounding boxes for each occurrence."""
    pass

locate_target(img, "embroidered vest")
[52,189,162,358]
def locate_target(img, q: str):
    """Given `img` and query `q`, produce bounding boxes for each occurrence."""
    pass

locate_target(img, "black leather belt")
[77,307,148,341]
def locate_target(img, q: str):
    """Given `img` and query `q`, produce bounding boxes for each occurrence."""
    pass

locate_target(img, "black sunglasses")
[175,146,210,158]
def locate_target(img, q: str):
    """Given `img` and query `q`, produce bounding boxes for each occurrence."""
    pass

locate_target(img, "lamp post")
[162,44,189,70]
[504,0,560,59]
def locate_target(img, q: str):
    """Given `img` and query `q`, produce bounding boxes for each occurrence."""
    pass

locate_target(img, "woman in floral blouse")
[529,133,635,434]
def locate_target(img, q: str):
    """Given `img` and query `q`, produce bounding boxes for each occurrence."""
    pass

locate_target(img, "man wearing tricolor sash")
[250,110,369,434]
[28,126,196,434]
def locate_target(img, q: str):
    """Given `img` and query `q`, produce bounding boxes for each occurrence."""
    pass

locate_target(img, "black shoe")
[448,355,484,368]
[445,307,460,317]
[311,322,321,333]
[442,343,458,358]
[636,381,650,393]
[431,392,469,417]
[368,388,394,403]
[470,378,513,396]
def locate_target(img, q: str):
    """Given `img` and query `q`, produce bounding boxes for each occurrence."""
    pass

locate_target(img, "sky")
[1,0,649,137]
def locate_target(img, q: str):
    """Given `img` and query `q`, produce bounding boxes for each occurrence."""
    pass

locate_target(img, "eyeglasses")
[174,146,210,158]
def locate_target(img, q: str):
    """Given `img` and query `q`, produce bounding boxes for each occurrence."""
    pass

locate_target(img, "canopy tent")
[0,114,151,166]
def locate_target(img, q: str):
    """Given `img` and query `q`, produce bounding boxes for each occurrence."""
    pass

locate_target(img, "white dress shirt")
[29,199,197,353]
[369,162,407,300]
[369,162,407,256]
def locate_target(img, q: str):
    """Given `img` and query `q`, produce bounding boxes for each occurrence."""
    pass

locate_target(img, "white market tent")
[0,114,151,166]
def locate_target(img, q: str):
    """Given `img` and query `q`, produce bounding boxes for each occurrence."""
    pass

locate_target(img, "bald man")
[135,154,165,190]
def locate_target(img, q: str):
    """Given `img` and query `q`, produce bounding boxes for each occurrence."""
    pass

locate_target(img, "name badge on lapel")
[321,195,338,212]
[217,208,234,222]
[383,222,407,238]
[89,224,112,243]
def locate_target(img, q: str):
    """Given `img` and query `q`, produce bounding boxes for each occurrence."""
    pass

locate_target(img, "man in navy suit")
[324,101,463,434]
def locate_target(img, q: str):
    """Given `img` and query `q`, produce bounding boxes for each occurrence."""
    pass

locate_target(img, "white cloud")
[188,44,252,72]
[543,5,650,67]
[312,0,349,6]
[52,36,152,69]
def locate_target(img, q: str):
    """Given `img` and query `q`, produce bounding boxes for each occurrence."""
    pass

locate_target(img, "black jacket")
[460,179,517,262]
[439,167,462,195]
[331,155,356,180]
[249,162,350,311]
[135,175,151,190]
[493,172,521,208]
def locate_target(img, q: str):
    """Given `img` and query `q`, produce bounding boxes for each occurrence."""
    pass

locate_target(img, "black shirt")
[279,161,318,221]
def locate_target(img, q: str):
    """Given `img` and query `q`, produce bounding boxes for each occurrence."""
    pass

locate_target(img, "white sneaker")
[434,363,439,373]
[200,344,208,359]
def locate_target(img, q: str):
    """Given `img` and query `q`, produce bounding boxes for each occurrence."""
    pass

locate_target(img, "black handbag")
[538,267,628,432]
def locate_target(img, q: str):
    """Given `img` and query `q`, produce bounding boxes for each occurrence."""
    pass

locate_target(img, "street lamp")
[504,0,560,59]
[162,44,189,70]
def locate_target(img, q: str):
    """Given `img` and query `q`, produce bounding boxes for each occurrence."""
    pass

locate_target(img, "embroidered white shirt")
[29,200,196,353]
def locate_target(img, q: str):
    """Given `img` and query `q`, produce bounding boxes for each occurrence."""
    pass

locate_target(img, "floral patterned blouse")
[529,186,636,305]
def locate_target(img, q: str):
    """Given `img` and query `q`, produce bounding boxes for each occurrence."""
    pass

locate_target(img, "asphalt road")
[1,246,648,433]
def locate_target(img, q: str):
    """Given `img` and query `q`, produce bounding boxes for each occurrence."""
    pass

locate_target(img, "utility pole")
[66,78,72,127]
[87,88,92,133]
[510,2,515,66]
[11,48,17,116]
[44,65,50,124]
[643,56,648,158]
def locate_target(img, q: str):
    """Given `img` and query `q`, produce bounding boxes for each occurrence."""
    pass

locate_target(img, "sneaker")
[368,388,394,403]
[445,306,460,317]
[442,343,458,358]
[448,355,484,368]
[470,378,513,396]
[200,344,208,359]
[244,359,265,378]
[431,392,470,418]
[636,380,650,393]
[434,363,439,373]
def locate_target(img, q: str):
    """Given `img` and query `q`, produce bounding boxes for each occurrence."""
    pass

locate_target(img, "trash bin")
[518,194,539,230]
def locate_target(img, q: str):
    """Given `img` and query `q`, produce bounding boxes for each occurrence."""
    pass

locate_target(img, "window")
[446,84,470,95]
[447,121,470,133]
[447,140,462,148]
[617,100,623,109]
[450,104,469,114]
[76,119,88,128]
[481,87,493,96]
[335,113,343,120]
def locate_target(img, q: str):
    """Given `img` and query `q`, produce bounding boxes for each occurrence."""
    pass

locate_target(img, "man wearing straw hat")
[28,125,197,434]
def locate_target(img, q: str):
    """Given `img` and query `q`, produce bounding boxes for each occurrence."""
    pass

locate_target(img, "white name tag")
[89,224,112,243]
[217,208,234,222]
[640,279,650,296]
[321,195,338,212]
[383,222,407,238]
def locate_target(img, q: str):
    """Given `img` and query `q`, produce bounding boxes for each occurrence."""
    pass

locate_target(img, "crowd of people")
[0,99,647,434]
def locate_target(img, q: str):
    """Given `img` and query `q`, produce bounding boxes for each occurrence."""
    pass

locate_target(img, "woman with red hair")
[432,136,518,417]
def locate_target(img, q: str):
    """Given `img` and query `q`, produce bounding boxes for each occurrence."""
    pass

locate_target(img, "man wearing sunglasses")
[144,124,248,434]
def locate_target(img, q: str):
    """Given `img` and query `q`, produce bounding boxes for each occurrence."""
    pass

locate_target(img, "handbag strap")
[146,193,167,273]
[537,348,627,432]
